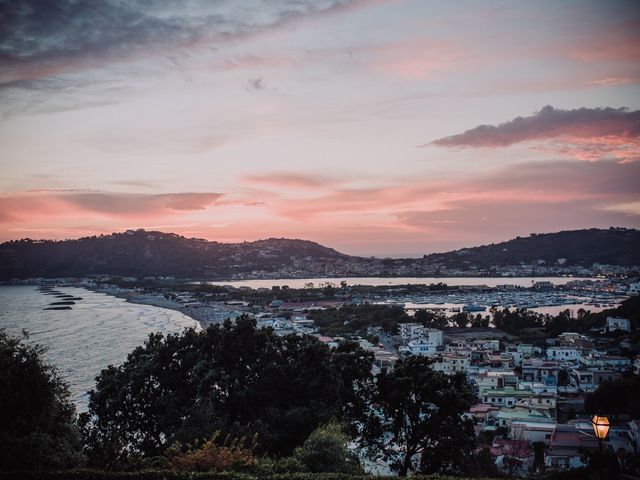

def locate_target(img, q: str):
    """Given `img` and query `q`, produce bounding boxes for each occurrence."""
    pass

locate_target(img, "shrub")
[167,432,256,472]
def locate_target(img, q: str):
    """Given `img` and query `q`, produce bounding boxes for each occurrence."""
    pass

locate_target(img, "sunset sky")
[1,0,639,256]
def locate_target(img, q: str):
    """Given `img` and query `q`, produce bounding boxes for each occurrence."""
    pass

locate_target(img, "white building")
[522,359,559,384]
[570,368,621,392]
[606,316,631,332]
[511,420,557,444]
[505,348,524,367]
[401,340,438,356]
[423,328,444,346]
[580,354,632,372]
[399,323,443,346]
[477,371,518,395]
[431,353,469,374]
[546,346,581,362]
[399,323,423,343]
[481,387,535,408]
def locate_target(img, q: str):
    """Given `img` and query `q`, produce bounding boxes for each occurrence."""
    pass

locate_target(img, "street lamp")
[592,415,610,480]
[592,415,610,441]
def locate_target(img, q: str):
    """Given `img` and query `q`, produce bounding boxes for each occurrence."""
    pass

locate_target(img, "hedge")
[0,471,495,480]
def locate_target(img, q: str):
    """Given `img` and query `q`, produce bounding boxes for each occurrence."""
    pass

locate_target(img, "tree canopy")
[585,374,640,419]
[363,356,475,476]
[0,329,82,470]
[308,304,412,336]
[79,316,374,467]
[293,421,363,474]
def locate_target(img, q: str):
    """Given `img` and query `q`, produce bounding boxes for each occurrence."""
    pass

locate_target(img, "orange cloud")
[1,161,638,255]
[265,160,640,224]
[0,191,224,223]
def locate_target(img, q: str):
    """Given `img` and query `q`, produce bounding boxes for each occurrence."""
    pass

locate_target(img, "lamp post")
[592,415,610,480]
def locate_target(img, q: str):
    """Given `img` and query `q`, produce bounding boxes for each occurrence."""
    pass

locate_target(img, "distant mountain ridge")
[0,228,638,280]
[423,228,640,269]
[0,230,348,280]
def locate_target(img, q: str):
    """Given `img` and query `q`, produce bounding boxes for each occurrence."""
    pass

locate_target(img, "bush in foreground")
[0,329,82,470]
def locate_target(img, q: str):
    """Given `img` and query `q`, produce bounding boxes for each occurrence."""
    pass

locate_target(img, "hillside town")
[247,300,640,476]
[17,273,640,477]
[3,228,639,282]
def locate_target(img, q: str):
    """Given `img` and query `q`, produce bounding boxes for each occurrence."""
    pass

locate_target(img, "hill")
[0,230,348,280]
[0,228,638,280]
[423,228,640,269]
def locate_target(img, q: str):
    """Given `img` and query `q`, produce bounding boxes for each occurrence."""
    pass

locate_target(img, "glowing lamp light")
[591,415,610,440]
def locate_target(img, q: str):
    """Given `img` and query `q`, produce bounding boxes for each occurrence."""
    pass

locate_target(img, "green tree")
[329,341,376,438]
[414,310,448,329]
[364,356,475,476]
[293,421,362,473]
[585,374,640,419]
[0,329,82,470]
[79,316,373,467]
[452,312,470,328]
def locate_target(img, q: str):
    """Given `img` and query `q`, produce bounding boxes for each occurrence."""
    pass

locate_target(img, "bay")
[0,285,200,411]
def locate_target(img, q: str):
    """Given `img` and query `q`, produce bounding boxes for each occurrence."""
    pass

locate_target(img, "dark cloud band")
[0,0,354,85]
[430,105,640,148]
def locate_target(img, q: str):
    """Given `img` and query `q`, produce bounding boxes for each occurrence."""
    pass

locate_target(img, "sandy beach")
[90,286,242,328]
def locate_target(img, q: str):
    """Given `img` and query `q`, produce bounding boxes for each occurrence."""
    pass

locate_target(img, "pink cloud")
[1,161,638,255]
[393,198,639,247]
[586,77,636,87]
[0,191,223,223]
[369,38,466,79]
[243,173,337,189]
[266,160,640,225]
[430,106,640,162]
[567,18,640,63]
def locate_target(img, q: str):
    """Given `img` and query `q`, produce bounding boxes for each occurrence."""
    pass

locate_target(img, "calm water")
[206,276,595,289]
[0,285,200,411]
[402,302,615,317]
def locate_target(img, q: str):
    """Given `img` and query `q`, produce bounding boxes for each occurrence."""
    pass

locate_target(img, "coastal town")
[14,272,640,477]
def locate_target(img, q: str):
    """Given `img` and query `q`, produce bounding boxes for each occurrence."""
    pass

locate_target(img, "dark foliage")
[0,230,348,280]
[308,304,412,336]
[0,471,492,480]
[78,317,373,468]
[0,329,83,470]
[585,374,640,419]
[363,356,476,476]
[292,421,362,474]
[492,308,544,334]
[423,227,640,268]
[2,227,638,280]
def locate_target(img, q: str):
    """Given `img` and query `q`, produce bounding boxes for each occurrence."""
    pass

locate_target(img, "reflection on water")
[0,285,199,411]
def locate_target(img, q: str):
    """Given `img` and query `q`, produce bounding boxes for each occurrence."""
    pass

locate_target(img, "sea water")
[0,285,200,411]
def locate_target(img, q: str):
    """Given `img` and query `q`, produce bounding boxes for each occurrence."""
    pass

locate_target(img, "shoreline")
[88,286,241,329]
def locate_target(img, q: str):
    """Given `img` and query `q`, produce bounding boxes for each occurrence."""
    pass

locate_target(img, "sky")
[0,0,639,256]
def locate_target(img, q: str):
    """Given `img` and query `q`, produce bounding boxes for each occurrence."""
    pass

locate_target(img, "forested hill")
[0,230,348,280]
[0,228,638,280]
[423,228,640,268]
